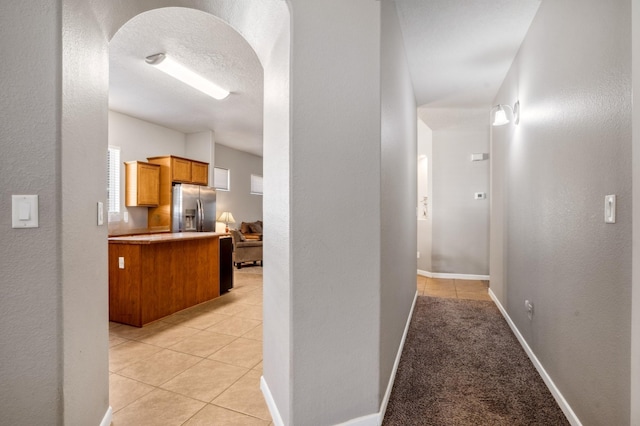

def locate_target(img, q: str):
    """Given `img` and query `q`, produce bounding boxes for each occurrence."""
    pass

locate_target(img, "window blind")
[251,174,263,195]
[213,167,230,191]
[107,146,121,213]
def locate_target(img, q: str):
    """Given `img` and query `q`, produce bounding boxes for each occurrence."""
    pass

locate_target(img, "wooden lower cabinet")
[109,235,220,327]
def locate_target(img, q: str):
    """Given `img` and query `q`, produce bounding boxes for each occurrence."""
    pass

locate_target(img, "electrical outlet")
[525,300,534,320]
[417,251,420,259]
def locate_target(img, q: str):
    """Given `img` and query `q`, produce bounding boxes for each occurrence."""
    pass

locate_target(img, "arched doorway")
[60,2,290,424]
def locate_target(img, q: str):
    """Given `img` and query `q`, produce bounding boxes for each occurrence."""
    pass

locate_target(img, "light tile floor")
[109,266,271,426]
[417,275,491,301]
[109,271,490,425]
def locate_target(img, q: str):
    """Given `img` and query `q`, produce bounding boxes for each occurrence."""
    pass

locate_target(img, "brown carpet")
[383,296,570,426]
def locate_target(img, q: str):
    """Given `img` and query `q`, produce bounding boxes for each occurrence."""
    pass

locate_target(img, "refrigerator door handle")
[196,198,204,232]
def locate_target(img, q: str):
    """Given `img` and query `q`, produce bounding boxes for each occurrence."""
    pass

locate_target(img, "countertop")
[108,232,227,245]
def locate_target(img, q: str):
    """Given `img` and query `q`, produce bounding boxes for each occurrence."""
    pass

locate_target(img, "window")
[213,167,230,191]
[107,146,121,213]
[251,174,263,195]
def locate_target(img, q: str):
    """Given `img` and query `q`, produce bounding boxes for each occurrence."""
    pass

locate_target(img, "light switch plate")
[97,202,104,226]
[605,195,616,224]
[12,195,39,228]
[471,153,488,162]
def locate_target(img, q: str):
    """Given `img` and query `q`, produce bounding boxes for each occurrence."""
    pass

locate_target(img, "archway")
[61,1,290,424]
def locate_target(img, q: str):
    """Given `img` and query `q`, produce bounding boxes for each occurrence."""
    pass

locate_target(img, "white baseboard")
[418,269,489,281]
[488,289,582,426]
[336,412,379,426]
[261,376,285,426]
[376,290,418,425]
[100,406,113,426]
[263,292,419,426]
[337,290,419,426]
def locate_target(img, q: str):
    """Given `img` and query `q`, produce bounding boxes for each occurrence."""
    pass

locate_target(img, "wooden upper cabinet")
[191,161,209,185]
[125,161,160,207]
[171,157,192,183]
[147,155,209,185]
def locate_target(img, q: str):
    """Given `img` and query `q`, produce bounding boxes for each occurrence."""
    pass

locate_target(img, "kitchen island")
[108,232,224,327]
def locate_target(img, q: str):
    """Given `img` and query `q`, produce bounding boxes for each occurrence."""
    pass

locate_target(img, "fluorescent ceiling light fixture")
[145,53,230,100]
[491,101,520,126]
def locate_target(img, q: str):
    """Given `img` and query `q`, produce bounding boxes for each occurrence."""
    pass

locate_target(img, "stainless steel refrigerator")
[172,183,217,232]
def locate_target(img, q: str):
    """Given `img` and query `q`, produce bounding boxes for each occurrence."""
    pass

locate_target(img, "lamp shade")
[492,106,509,126]
[218,211,235,224]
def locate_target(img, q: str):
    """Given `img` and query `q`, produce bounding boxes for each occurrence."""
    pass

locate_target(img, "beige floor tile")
[138,324,201,347]
[252,361,263,373]
[118,349,203,386]
[163,310,231,330]
[210,301,252,316]
[110,321,124,331]
[233,280,262,291]
[109,373,155,413]
[239,291,263,306]
[235,304,263,321]
[423,289,457,299]
[454,280,487,291]
[213,370,271,421]
[426,278,454,288]
[208,338,263,369]
[109,341,163,373]
[109,334,128,348]
[112,388,205,426]
[184,404,270,426]
[169,330,238,358]
[242,325,263,341]
[209,316,262,337]
[161,359,249,402]
[109,320,171,341]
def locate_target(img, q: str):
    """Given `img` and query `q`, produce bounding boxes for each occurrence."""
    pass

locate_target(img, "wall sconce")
[491,101,520,126]
[145,53,230,100]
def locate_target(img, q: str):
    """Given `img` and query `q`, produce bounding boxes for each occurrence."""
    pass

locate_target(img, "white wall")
[108,110,187,234]
[424,109,490,275]
[417,119,433,272]
[214,143,263,229]
[632,1,640,423]
[287,1,382,423]
[261,7,291,423]
[0,1,289,424]
[379,0,417,402]
[491,0,631,423]
[61,2,111,423]
[0,3,64,424]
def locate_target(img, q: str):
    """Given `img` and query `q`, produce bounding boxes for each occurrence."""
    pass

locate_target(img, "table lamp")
[218,211,236,233]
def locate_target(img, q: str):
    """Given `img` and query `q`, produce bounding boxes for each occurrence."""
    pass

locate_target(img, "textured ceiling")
[109,2,542,156]
[395,0,541,109]
[109,7,264,156]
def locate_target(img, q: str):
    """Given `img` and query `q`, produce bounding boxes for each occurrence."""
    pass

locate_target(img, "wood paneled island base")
[108,232,223,327]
